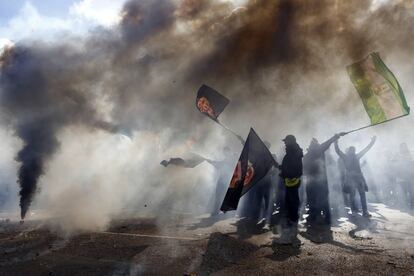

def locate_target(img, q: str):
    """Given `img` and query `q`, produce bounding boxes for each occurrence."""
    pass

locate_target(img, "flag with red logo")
[196,84,230,121]
[220,128,275,212]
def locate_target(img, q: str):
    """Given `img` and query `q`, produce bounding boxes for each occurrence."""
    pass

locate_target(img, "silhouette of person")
[206,146,236,216]
[238,141,278,230]
[334,137,376,217]
[277,135,303,244]
[392,143,414,210]
[303,133,345,225]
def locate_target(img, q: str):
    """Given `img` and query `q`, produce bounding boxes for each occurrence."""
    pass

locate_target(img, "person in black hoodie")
[277,135,303,243]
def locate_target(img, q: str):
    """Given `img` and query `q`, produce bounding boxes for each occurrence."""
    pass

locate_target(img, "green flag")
[347,52,409,125]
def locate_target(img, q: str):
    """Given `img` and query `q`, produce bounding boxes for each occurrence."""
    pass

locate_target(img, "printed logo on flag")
[220,128,276,212]
[196,96,217,119]
[196,84,230,121]
[229,161,255,188]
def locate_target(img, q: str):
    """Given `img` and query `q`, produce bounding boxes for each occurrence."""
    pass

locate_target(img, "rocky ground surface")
[0,203,413,275]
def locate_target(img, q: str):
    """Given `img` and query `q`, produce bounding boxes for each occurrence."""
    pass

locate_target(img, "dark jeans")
[256,182,273,222]
[399,180,414,209]
[238,182,273,222]
[238,186,258,219]
[275,178,286,209]
[285,184,300,223]
[306,183,330,224]
[350,188,368,214]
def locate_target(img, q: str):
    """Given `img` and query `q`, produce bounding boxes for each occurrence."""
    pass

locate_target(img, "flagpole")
[345,114,409,134]
[216,121,245,144]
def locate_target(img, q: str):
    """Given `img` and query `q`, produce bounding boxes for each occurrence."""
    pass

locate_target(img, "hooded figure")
[303,133,344,225]
[277,135,303,244]
[334,137,376,217]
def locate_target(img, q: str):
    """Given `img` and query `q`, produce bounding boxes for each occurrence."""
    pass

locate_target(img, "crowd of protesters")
[205,133,414,245]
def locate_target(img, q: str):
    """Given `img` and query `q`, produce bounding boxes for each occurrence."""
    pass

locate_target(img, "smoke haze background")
[0,0,413,233]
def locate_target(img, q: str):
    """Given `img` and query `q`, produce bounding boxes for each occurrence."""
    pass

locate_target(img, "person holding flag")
[254,141,278,230]
[334,137,376,217]
[220,128,276,214]
[277,134,303,244]
[303,133,346,226]
[238,141,278,230]
[160,146,237,216]
[206,146,238,216]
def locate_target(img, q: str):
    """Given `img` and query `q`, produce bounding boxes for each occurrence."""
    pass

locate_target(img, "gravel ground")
[0,203,413,275]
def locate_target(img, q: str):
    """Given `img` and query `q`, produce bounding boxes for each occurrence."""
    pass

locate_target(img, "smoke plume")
[0,0,414,230]
[0,45,126,218]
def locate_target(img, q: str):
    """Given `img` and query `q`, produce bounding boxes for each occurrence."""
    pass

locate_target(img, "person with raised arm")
[303,133,346,226]
[334,136,376,217]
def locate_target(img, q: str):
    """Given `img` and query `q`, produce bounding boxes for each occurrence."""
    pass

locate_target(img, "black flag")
[220,128,275,212]
[160,153,206,168]
[196,84,230,121]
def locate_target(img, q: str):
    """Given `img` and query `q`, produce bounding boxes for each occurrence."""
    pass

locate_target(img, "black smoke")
[0,45,124,219]
[1,0,414,220]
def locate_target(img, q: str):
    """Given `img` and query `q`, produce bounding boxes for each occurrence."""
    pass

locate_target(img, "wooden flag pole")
[345,114,409,135]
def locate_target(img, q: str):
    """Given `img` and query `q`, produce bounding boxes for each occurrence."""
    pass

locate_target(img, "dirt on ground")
[0,203,413,275]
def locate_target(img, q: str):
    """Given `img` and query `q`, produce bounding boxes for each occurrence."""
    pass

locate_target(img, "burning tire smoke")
[0,0,413,230]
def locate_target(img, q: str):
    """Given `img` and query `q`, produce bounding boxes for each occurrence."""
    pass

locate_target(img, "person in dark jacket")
[303,133,345,225]
[277,135,303,243]
[334,137,376,217]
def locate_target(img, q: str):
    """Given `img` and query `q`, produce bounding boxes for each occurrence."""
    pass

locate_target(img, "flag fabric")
[160,153,206,168]
[220,128,275,212]
[347,52,410,125]
[196,84,230,121]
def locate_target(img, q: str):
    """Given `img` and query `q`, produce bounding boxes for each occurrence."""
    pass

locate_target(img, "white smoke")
[0,0,414,235]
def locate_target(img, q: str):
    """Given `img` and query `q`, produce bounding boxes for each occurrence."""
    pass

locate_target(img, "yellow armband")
[284,178,300,187]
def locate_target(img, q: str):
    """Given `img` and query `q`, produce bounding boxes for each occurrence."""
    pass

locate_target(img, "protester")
[254,141,278,229]
[337,157,349,207]
[325,149,346,220]
[391,143,414,210]
[277,135,303,244]
[206,146,236,216]
[237,141,277,229]
[303,133,345,225]
[334,137,376,217]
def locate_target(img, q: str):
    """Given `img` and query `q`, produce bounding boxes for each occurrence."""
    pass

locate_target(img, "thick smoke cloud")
[0,45,125,218]
[0,0,413,231]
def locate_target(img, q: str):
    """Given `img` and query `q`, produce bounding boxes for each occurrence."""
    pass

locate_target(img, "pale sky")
[0,0,254,49]
[0,0,127,48]
[0,0,77,23]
